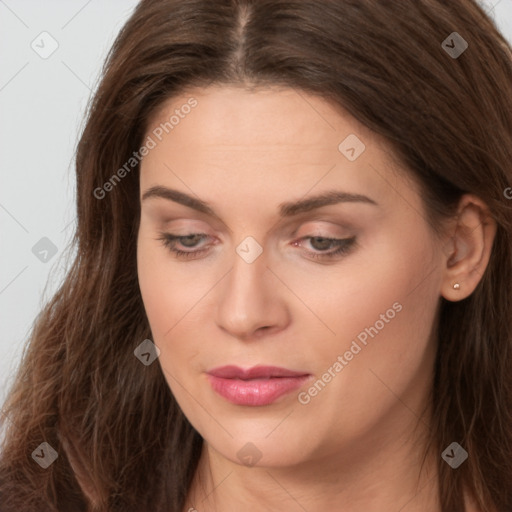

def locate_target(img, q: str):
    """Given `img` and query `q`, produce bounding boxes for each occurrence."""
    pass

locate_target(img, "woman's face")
[137,85,448,468]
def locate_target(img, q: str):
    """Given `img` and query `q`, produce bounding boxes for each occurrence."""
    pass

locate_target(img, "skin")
[136,85,496,512]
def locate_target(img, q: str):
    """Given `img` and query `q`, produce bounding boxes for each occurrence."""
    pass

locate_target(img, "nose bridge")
[215,236,287,339]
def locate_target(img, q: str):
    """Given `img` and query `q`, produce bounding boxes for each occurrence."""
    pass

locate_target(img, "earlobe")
[440,195,497,302]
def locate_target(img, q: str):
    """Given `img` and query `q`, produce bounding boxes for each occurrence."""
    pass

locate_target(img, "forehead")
[147,84,382,150]
[141,85,420,216]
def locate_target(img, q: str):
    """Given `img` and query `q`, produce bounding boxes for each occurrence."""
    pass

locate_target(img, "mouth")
[206,365,312,406]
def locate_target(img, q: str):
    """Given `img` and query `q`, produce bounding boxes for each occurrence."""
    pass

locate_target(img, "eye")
[156,232,357,261]
[293,235,357,260]
[156,233,211,260]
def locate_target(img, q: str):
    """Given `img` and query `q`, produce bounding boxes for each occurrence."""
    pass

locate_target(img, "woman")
[1,0,511,511]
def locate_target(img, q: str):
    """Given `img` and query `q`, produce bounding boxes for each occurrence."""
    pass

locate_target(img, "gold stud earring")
[453,283,460,290]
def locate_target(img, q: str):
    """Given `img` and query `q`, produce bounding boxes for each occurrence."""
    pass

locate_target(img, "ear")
[440,194,497,302]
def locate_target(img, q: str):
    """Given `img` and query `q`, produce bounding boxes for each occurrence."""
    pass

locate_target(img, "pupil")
[311,237,331,251]
[181,235,201,247]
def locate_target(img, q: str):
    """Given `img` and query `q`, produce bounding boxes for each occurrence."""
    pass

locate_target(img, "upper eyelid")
[167,232,347,239]
[157,216,354,237]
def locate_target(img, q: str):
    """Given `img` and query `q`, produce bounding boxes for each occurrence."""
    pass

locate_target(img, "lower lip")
[206,374,311,406]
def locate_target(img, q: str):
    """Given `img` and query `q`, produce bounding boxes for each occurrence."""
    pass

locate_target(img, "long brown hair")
[1,1,511,510]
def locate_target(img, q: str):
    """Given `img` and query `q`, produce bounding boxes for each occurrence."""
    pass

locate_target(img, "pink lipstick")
[206,365,311,406]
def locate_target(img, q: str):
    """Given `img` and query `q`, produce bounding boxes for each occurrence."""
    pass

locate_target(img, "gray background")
[1,0,511,406]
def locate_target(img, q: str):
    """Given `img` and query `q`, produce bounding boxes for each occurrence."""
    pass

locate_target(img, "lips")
[207,365,309,380]
[206,365,311,406]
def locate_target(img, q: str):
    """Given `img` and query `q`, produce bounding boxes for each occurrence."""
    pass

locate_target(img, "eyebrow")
[141,185,378,218]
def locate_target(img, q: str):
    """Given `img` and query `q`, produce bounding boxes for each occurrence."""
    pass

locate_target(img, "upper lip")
[207,365,309,380]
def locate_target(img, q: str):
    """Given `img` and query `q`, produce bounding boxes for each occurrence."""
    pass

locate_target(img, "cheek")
[274,218,437,350]
[136,230,212,375]
[296,227,441,426]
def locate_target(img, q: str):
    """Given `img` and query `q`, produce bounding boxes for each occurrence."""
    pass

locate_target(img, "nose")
[215,247,290,341]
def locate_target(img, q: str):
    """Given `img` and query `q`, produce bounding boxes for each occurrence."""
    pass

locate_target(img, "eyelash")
[156,232,357,261]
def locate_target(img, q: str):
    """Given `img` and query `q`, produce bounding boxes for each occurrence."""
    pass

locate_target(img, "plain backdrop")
[1,0,512,408]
